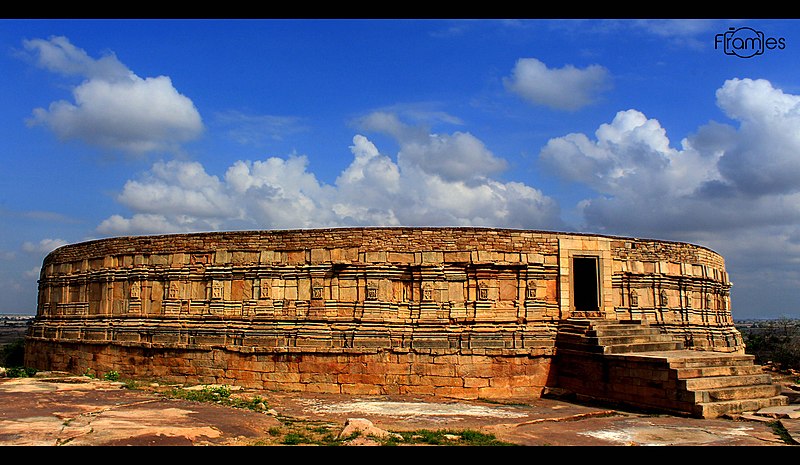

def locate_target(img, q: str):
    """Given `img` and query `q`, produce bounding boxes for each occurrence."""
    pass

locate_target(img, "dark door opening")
[573,257,599,312]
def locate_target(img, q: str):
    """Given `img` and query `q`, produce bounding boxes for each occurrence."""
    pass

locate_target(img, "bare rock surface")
[0,374,281,446]
[338,418,402,446]
[751,405,800,419]
[0,372,797,447]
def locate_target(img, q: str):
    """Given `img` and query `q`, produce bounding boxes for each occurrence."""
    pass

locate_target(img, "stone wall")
[25,227,742,399]
[608,237,740,350]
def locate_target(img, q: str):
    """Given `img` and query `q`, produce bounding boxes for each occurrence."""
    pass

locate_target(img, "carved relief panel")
[478,286,488,301]
[258,279,271,300]
[477,280,490,301]
[422,282,434,301]
[311,278,324,300]
[212,280,223,300]
[659,289,668,307]
[629,290,639,307]
[312,286,324,300]
[168,282,180,300]
[190,253,211,266]
[130,281,141,300]
[366,281,378,301]
[526,280,536,300]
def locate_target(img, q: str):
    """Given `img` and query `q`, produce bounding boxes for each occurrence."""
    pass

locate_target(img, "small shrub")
[281,433,312,445]
[103,370,120,381]
[164,385,276,412]
[6,366,37,378]
[392,429,513,446]
[170,385,231,403]
[229,395,268,411]
[122,379,141,390]
[457,429,507,446]
[0,339,25,367]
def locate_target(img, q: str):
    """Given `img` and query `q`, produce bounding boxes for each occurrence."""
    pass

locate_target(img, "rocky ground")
[0,369,799,448]
[2,319,800,448]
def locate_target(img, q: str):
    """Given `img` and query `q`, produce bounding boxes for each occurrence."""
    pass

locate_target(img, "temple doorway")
[573,256,600,315]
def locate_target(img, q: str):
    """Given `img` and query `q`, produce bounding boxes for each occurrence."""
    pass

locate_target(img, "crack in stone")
[54,399,162,445]
[512,410,621,426]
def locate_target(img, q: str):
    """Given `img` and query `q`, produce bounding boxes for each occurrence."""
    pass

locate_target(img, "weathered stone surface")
[338,418,403,441]
[25,227,741,403]
[2,374,792,446]
[752,405,800,419]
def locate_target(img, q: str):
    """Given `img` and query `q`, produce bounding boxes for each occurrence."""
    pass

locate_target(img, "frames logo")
[714,27,786,58]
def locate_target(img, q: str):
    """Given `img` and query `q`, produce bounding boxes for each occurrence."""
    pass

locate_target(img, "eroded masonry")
[28,228,783,417]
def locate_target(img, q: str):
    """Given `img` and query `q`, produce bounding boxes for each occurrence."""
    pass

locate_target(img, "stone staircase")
[555,318,685,354]
[553,318,788,418]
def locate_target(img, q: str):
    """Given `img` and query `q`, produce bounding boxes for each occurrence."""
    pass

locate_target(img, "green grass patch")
[4,366,37,378]
[281,432,317,445]
[162,385,270,413]
[167,385,231,402]
[387,429,514,446]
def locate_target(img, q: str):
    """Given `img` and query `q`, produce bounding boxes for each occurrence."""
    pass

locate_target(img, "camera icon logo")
[716,27,763,58]
[714,27,785,59]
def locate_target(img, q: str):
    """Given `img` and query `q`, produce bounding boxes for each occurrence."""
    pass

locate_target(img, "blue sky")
[1,18,799,319]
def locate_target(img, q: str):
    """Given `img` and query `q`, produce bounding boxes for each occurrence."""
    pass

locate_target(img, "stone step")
[675,364,764,379]
[604,341,685,354]
[582,319,644,326]
[684,383,784,403]
[694,395,790,419]
[667,354,756,369]
[594,334,682,346]
[557,319,645,335]
[555,324,595,334]
[555,332,675,346]
[555,319,788,419]
[555,340,684,354]
[590,326,664,337]
[680,373,774,390]
[554,341,606,354]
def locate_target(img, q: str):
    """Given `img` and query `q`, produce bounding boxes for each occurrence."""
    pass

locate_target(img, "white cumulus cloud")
[504,58,612,111]
[359,111,508,182]
[117,160,235,218]
[97,213,204,236]
[22,36,203,154]
[540,109,721,200]
[539,78,800,239]
[96,117,563,236]
[22,238,69,255]
[537,78,800,319]
[714,78,800,196]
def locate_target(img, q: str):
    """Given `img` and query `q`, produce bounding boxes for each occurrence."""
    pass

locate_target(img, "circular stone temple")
[27,227,774,417]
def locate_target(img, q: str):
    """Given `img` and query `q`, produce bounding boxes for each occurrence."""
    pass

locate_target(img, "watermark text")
[714,27,785,58]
